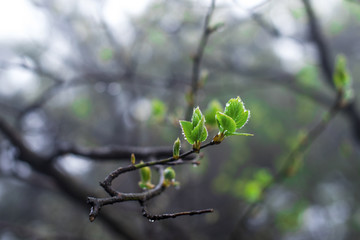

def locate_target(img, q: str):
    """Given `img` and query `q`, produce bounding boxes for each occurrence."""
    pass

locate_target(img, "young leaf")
[224,96,250,129]
[200,123,208,142]
[192,107,202,127]
[179,120,195,144]
[204,100,223,126]
[213,97,252,141]
[179,107,208,146]
[215,112,236,135]
[192,115,206,142]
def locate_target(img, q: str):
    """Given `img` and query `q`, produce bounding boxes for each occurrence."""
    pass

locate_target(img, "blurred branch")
[17,74,109,118]
[232,0,301,42]
[234,0,283,38]
[88,167,168,222]
[0,117,138,240]
[250,12,280,37]
[0,221,89,240]
[302,0,334,87]
[12,67,188,119]
[98,5,127,69]
[0,118,47,167]
[52,144,173,161]
[230,91,346,239]
[0,165,57,192]
[218,60,333,107]
[302,0,360,143]
[0,101,22,115]
[19,81,64,119]
[185,0,218,120]
[0,60,63,83]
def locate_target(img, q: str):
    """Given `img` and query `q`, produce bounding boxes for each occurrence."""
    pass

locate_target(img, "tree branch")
[0,117,138,240]
[230,91,345,239]
[53,144,173,161]
[302,0,334,87]
[140,201,213,222]
[87,140,218,221]
[302,0,360,143]
[185,0,218,120]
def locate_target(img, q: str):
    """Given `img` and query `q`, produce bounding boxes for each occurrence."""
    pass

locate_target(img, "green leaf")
[100,48,113,61]
[71,97,91,119]
[180,107,208,145]
[151,99,166,119]
[296,64,320,88]
[216,112,236,135]
[192,107,202,127]
[192,115,206,141]
[209,22,225,32]
[224,96,250,129]
[290,7,306,19]
[333,54,354,102]
[237,110,250,129]
[213,97,252,140]
[200,122,208,142]
[179,120,195,144]
[204,100,223,126]
[333,54,351,90]
[243,180,262,203]
[254,169,273,187]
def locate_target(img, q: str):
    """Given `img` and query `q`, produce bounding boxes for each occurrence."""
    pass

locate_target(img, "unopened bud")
[173,138,181,159]
[131,153,136,165]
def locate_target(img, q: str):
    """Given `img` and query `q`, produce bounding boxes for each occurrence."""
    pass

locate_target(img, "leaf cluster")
[138,97,252,191]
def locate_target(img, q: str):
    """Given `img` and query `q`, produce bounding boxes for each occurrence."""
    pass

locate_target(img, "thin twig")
[98,142,215,193]
[140,201,213,222]
[88,167,167,221]
[100,140,216,196]
[88,140,218,221]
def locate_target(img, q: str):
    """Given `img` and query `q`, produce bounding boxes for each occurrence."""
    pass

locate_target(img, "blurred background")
[0,0,360,239]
